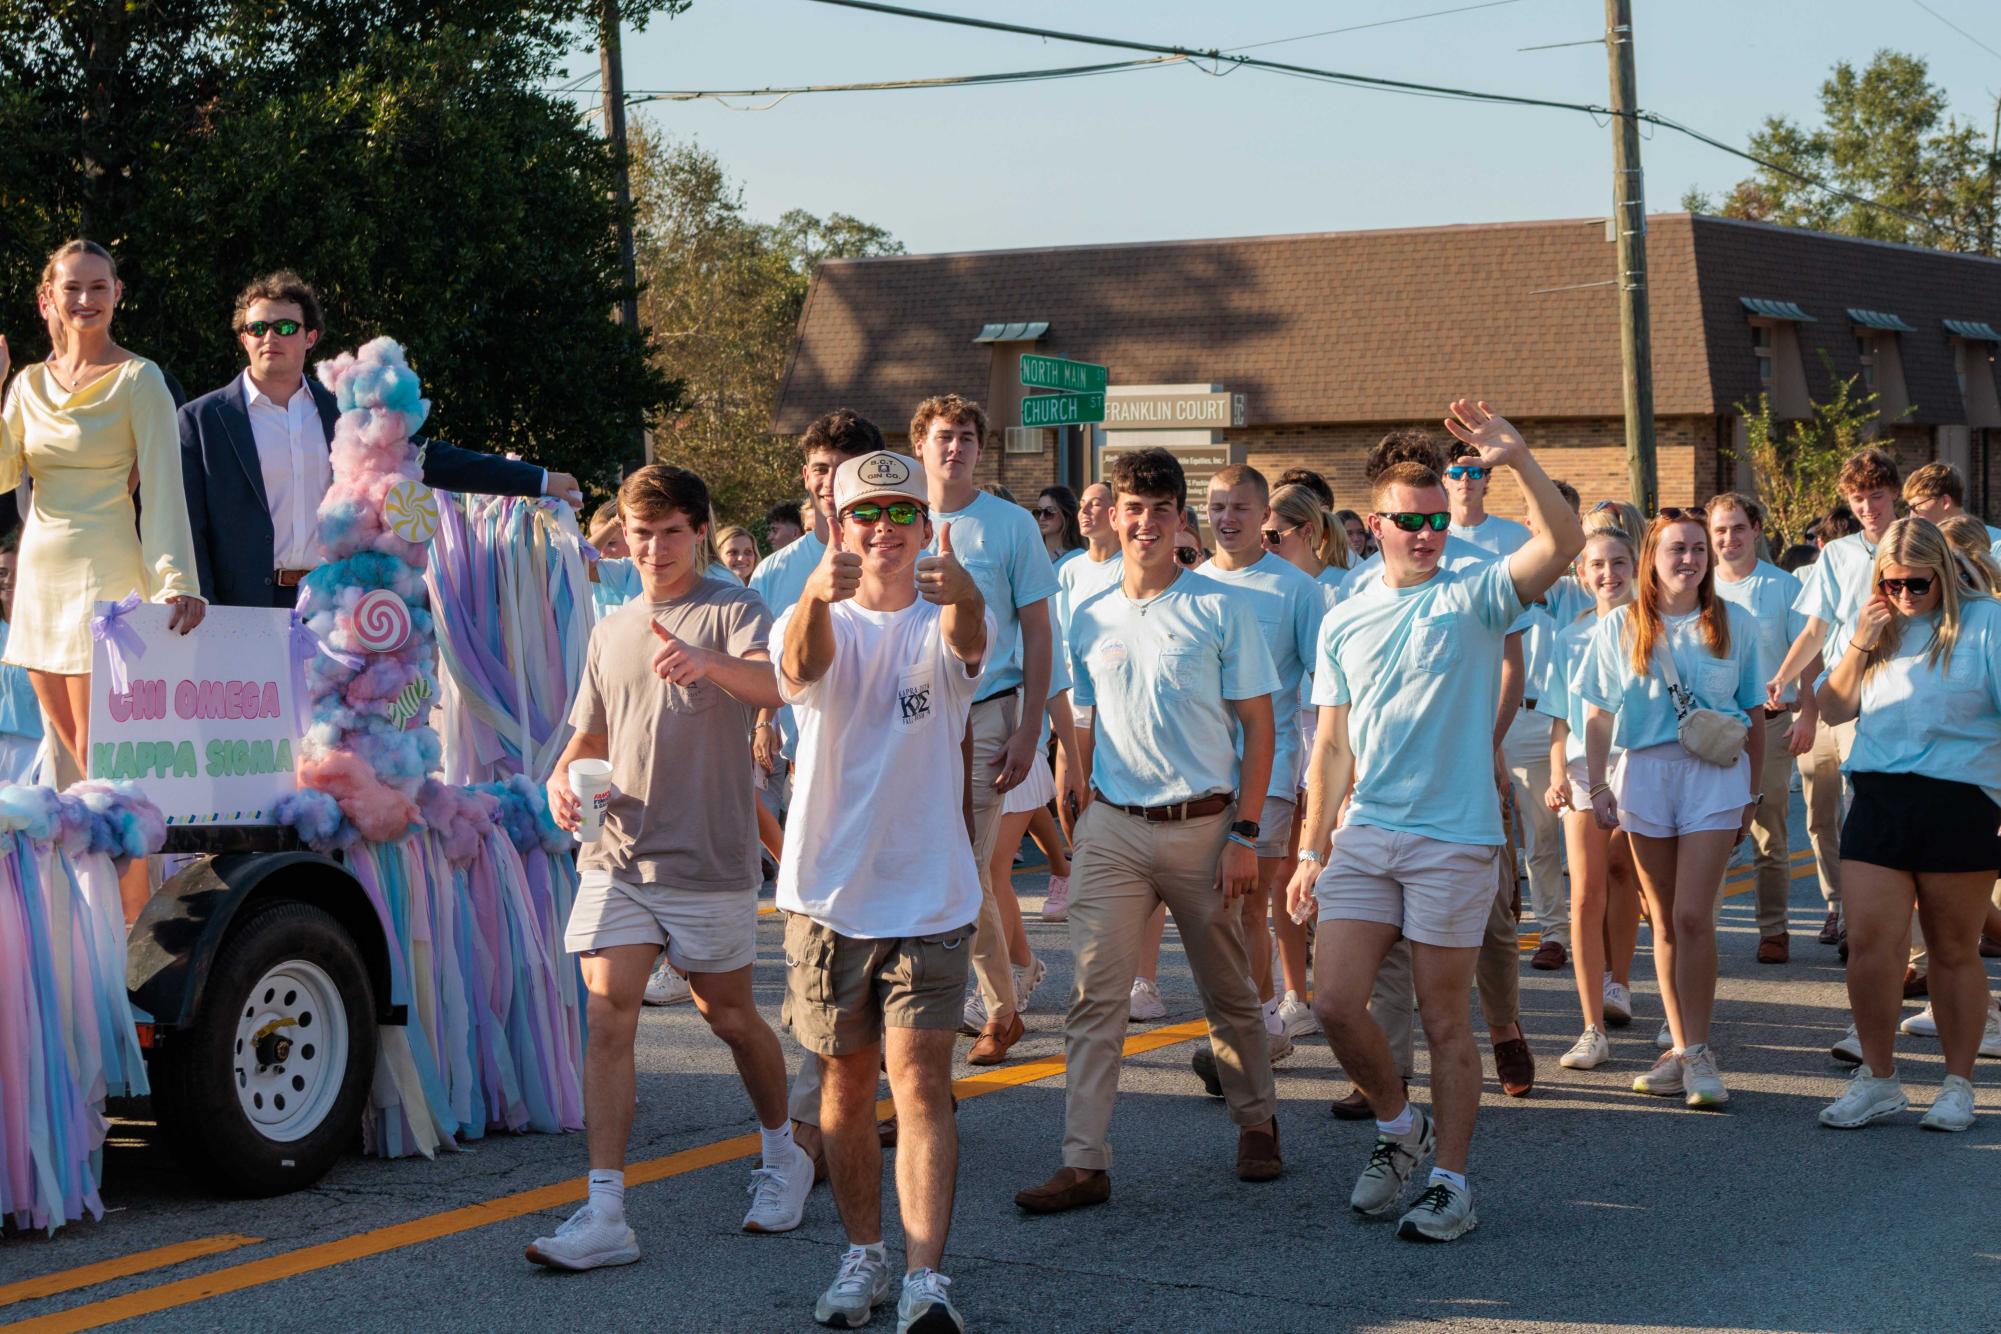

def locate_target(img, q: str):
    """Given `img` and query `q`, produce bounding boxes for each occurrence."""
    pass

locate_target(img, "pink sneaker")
[1040,874,1071,922]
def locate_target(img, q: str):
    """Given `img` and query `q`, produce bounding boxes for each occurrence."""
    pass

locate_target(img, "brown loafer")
[1235,1120,1282,1182]
[1493,1037,1535,1097]
[968,1011,1024,1065]
[1530,939,1567,971]
[1331,1077,1408,1120]
[1756,933,1789,965]
[1903,967,1928,999]
[1818,906,1842,945]
[1014,1167,1109,1214]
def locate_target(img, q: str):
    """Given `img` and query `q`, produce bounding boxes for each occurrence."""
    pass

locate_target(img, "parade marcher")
[0,531,45,782]
[717,524,759,584]
[911,394,1068,1067]
[1015,447,1283,1214]
[1288,401,1582,1242]
[529,465,807,1271]
[1709,494,1812,963]
[772,449,990,1331]
[1767,449,1904,948]
[1815,518,2001,1133]
[1579,507,1766,1108]
[1035,484,1086,569]
[179,271,576,610]
[765,498,805,550]
[1050,480,1120,928]
[1902,461,2001,548]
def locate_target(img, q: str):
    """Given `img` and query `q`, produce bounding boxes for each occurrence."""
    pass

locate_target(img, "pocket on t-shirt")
[1407,616,1461,673]
[1159,648,1209,692]
[664,680,717,714]
[894,665,938,730]
[1696,658,1738,704]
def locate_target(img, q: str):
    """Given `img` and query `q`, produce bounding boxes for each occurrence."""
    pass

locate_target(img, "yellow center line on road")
[1,1021,1210,1334]
[0,1236,262,1311]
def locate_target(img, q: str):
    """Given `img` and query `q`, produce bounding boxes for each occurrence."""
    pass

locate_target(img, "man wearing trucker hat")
[773,448,993,1333]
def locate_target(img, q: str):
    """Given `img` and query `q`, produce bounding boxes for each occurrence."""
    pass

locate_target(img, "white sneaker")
[896,1267,965,1334]
[1900,1005,1937,1037]
[815,1245,894,1328]
[1128,977,1167,1021]
[741,1143,813,1233]
[1268,1029,1295,1064]
[1012,954,1048,1014]
[1040,874,1070,922]
[1602,979,1633,1028]
[1919,1074,1978,1132]
[1831,1025,1864,1065]
[1982,1002,2001,1059]
[1559,1026,1611,1070]
[1277,990,1319,1038]
[1632,1050,1683,1097]
[1655,1020,1673,1050]
[1681,1046,1728,1107]
[524,1203,640,1271]
[1350,1105,1434,1216]
[1818,1068,1908,1128]
[643,957,692,1007]
[960,988,988,1036]
[1396,1176,1478,1243]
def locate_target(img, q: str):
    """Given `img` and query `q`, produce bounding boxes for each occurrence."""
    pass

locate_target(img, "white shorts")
[1003,748,1057,815]
[1254,796,1296,859]
[1563,755,1627,818]
[1612,742,1750,840]
[1313,821,1502,949]
[564,868,759,972]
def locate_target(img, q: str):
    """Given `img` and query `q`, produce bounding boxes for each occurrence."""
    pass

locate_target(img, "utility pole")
[1605,0,1657,512]
[600,0,648,467]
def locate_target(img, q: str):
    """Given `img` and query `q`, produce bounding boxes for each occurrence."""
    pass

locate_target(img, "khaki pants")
[1062,802,1276,1170]
[1504,710,1566,950]
[1365,863,1520,1080]
[1798,717,1851,909]
[1749,710,1797,937]
[967,694,1020,1024]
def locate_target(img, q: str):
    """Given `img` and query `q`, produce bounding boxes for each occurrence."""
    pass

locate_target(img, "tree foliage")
[0,1,684,493]
[1730,353,1907,548]
[633,126,902,530]
[1684,50,2000,255]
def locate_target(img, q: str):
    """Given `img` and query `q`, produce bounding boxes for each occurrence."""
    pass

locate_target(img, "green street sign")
[1022,392,1105,428]
[1020,353,1108,395]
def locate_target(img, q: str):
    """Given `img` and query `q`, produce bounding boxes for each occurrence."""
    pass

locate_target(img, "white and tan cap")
[834,450,928,514]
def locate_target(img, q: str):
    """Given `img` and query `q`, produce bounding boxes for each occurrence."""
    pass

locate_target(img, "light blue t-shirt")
[748,530,829,758]
[1545,574,1594,629]
[1198,553,1326,798]
[1985,522,2001,553]
[1312,560,1526,846]
[1537,613,1619,770]
[928,490,1061,700]
[1575,603,1766,751]
[1302,566,1346,713]
[1793,531,1878,662]
[1715,561,1807,704]
[1845,599,2001,806]
[0,620,42,740]
[1070,570,1279,808]
[1450,513,1531,557]
[1340,533,1533,635]
[1053,547,1082,574]
[1518,603,1557,711]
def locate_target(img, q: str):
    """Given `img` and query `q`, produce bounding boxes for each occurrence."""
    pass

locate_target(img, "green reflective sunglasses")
[1375,510,1451,533]
[846,501,922,526]
[240,318,304,337]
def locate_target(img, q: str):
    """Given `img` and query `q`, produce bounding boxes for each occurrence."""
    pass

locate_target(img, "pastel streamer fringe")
[0,784,164,1234]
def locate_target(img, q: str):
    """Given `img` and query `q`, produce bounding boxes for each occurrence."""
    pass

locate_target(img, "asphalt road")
[3,799,1998,1333]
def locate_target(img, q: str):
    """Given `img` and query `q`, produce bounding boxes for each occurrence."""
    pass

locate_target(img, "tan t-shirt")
[570,577,773,890]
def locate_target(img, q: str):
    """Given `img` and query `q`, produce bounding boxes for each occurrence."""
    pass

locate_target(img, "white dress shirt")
[241,370,332,571]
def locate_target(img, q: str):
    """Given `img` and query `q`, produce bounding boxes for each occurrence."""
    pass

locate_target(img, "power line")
[622,55,1183,107]
[1909,0,2001,65]
[1225,0,1533,54]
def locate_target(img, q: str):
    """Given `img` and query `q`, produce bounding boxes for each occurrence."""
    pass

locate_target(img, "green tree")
[1685,50,1999,255]
[1730,353,1907,548]
[633,127,902,530]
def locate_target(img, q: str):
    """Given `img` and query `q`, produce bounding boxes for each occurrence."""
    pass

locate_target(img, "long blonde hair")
[39,239,118,358]
[1587,499,1647,547]
[1625,515,1731,675]
[1864,517,1970,679]
[1936,514,2001,595]
[1268,483,1349,570]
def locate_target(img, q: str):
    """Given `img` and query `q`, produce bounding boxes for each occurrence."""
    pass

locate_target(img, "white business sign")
[87,604,301,826]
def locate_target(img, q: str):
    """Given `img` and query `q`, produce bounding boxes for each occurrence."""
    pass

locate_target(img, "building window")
[1753,324,1773,388]
[1855,334,1875,390]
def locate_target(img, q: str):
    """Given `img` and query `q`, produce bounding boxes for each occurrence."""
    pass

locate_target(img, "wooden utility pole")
[600,0,648,466]
[1605,0,1657,511]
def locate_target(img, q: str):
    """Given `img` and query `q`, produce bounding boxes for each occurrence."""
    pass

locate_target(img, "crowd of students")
[519,388,2001,1331]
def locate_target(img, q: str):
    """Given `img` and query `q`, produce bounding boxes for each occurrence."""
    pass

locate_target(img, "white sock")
[587,1169,626,1222]
[1375,1104,1414,1137]
[1682,1042,1708,1057]
[760,1121,797,1171]
[1263,998,1284,1036]
[849,1241,887,1264]
[1429,1166,1468,1193]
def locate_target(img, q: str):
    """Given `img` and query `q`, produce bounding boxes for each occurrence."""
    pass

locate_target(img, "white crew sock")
[1375,1104,1414,1138]
[1263,996,1283,1036]
[760,1120,797,1171]
[1429,1166,1468,1194]
[587,1168,626,1222]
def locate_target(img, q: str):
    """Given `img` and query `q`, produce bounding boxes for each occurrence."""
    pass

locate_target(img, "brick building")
[772,213,2001,531]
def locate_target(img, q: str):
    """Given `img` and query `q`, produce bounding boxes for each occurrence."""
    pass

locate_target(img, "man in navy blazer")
[179,270,582,608]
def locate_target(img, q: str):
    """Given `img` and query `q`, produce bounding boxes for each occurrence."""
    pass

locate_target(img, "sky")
[560,0,2001,256]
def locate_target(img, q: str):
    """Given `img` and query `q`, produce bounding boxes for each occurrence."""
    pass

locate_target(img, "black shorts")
[1840,771,2001,874]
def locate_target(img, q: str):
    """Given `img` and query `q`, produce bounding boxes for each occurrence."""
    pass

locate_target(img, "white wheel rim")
[232,959,349,1143]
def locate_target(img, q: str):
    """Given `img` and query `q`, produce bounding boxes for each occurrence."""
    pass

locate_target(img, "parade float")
[1,340,595,1233]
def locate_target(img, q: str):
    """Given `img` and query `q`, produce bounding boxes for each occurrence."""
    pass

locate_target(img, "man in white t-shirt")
[1287,401,1583,1243]
[773,448,993,1333]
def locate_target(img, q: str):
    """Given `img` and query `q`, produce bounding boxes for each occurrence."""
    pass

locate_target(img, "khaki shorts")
[1253,796,1296,859]
[781,913,975,1056]
[565,868,759,973]
[1313,821,1501,949]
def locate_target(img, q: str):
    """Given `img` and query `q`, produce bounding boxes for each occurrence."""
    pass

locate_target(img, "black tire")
[150,900,378,1197]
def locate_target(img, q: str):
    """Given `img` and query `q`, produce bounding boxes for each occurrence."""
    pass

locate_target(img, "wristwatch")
[1297,849,1325,865]
[1230,818,1261,841]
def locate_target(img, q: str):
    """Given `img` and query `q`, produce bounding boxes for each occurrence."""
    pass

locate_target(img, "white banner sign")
[87,604,300,826]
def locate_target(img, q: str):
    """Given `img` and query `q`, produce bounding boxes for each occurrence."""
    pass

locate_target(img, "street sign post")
[1022,392,1106,428]
[1020,353,1107,395]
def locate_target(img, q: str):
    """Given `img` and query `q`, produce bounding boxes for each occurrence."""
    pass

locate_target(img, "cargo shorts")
[781,913,976,1056]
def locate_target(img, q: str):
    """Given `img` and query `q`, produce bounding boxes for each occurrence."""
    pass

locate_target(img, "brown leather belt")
[1093,790,1231,822]
[275,568,312,588]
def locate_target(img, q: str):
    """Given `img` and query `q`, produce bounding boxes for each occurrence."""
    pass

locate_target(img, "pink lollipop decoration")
[353,589,413,654]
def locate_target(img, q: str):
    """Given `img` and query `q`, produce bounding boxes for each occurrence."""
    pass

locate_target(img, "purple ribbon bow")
[90,594,147,696]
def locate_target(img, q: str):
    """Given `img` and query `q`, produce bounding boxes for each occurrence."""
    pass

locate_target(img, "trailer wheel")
[150,900,377,1196]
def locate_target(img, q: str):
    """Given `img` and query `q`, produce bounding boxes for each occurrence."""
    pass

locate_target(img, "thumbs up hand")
[650,618,713,685]
[805,511,863,606]
[917,521,977,606]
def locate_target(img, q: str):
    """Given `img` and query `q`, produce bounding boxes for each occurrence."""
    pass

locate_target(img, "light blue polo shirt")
[1450,513,1531,557]
[1845,599,2001,806]
[1312,559,1525,846]
[1537,613,1619,770]
[748,530,828,758]
[1575,603,1765,751]
[1070,569,1279,808]
[1715,561,1807,704]
[928,490,1061,701]
[1793,532,1878,664]
[1198,552,1326,798]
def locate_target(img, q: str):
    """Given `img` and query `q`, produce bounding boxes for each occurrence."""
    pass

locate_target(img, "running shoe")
[1681,1045,1728,1107]
[1831,1025,1864,1065]
[643,957,692,1007]
[741,1143,813,1233]
[1559,1026,1610,1070]
[1350,1105,1435,1216]
[1396,1177,1478,1243]
[1013,954,1048,1014]
[1277,990,1319,1038]
[1040,875,1071,922]
[1654,1020,1673,1050]
[525,1203,640,1271]
[1818,1068,1907,1128]
[1602,977,1633,1028]
[1899,1005,1937,1037]
[1919,1075,1977,1132]
[1980,1000,2001,1059]
[896,1268,965,1333]
[1632,1050,1684,1097]
[1128,977,1167,1021]
[959,989,987,1037]
[815,1245,894,1329]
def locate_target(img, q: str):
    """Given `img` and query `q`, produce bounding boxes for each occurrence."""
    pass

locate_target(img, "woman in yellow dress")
[0,240,205,913]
